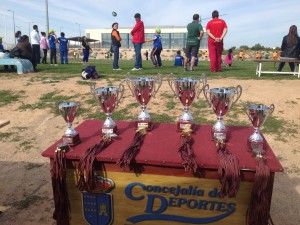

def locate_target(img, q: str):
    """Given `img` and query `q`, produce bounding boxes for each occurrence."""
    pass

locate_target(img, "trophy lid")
[94,86,120,95]
[210,87,236,95]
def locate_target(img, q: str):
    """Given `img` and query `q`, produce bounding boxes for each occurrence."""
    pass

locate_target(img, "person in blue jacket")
[48,30,57,65]
[174,50,184,66]
[58,32,69,64]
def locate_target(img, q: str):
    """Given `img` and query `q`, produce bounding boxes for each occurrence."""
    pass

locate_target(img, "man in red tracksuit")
[131,13,145,70]
[206,10,228,72]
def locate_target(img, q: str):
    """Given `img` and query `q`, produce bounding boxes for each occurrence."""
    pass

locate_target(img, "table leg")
[298,63,300,79]
[256,63,259,76]
[258,63,262,77]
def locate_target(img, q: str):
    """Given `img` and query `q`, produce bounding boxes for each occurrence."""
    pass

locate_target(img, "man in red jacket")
[206,10,228,72]
[131,13,145,70]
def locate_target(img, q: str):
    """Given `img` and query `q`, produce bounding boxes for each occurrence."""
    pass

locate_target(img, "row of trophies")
[58,75,274,156]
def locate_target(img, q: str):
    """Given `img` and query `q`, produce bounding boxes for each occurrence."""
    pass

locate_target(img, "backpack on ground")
[81,65,100,80]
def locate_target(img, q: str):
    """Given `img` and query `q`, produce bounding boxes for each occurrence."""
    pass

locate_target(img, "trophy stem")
[67,122,72,129]
[213,116,227,141]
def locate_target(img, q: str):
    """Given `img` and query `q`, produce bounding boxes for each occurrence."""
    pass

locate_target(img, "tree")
[251,43,264,51]
[239,45,250,50]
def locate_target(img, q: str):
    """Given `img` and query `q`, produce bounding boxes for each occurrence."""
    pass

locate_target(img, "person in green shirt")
[185,14,204,71]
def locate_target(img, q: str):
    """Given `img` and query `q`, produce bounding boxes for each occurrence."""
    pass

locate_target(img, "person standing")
[111,22,122,70]
[58,32,69,64]
[48,30,57,65]
[206,10,228,72]
[40,32,48,64]
[150,27,163,67]
[30,25,40,70]
[131,13,145,71]
[82,36,92,64]
[185,14,203,71]
[278,25,300,72]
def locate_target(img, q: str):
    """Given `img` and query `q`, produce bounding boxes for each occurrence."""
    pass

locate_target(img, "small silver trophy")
[58,102,81,146]
[168,74,207,130]
[246,103,274,156]
[126,75,162,129]
[91,84,124,137]
[204,85,242,141]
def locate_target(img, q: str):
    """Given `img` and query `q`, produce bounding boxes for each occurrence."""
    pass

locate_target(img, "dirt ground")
[0,73,299,225]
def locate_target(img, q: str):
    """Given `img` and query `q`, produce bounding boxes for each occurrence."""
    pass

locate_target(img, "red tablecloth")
[42,120,283,172]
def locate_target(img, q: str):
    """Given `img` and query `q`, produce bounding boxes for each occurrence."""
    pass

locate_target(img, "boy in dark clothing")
[150,28,163,67]
[82,36,92,63]
[174,50,184,66]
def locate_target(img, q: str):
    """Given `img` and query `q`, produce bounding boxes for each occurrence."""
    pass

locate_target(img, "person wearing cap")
[185,14,203,71]
[30,25,40,70]
[58,32,69,64]
[206,10,228,72]
[48,30,57,65]
[130,13,145,71]
[149,27,163,67]
[111,22,122,70]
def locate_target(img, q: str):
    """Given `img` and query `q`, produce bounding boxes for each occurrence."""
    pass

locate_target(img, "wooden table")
[42,120,283,225]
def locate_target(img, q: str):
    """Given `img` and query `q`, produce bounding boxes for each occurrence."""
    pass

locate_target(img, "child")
[174,50,184,66]
[82,36,92,64]
[149,28,162,67]
[58,32,69,64]
[40,32,48,64]
[224,48,233,67]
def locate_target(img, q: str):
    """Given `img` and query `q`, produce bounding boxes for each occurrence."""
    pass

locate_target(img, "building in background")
[85,26,208,49]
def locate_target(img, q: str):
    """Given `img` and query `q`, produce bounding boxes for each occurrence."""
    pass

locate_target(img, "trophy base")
[63,133,81,146]
[137,121,152,131]
[102,127,118,137]
[177,121,193,132]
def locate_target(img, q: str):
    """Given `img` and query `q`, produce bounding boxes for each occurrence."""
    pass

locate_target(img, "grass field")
[1,59,298,80]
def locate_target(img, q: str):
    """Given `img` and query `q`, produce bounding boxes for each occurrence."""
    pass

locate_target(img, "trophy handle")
[116,82,125,107]
[167,73,177,97]
[153,74,162,97]
[90,82,96,95]
[233,85,243,105]
[269,104,275,114]
[196,73,207,98]
[244,104,253,123]
[203,84,211,107]
[125,73,135,97]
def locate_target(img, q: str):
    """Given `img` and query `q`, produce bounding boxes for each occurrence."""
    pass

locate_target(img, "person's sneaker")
[131,67,140,71]
[113,68,122,71]
[54,64,58,66]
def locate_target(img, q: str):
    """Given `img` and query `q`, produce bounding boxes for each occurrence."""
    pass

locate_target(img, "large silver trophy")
[246,103,274,156]
[168,75,207,130]
[126,76,162,129]
[58,102,81,146]
[91,84,124,137]
[204,85,242,141]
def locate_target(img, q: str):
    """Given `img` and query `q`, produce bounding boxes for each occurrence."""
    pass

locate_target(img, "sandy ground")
[0,73,299,225]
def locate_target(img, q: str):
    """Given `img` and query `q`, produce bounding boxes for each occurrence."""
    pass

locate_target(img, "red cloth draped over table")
[42,120,283,173]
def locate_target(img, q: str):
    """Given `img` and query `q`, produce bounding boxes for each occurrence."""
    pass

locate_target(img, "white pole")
[45,0,49,36]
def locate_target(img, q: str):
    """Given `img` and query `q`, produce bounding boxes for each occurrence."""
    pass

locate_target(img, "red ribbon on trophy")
[50,144,71,225]
[216,141,240,197]
[76,136,112,192]
[117,127,147,169]
[247,155,273,225]
[178,125,198,173]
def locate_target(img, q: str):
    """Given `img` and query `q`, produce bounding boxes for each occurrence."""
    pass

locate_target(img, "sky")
[0,0,299,48]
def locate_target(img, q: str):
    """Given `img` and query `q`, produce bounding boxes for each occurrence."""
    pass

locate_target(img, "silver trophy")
[58,102,81,146]
[204,85,242,141]
[246,103,274,156]
[91,84,124,136]
[126,75,162,129]
[168,74,207,130]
